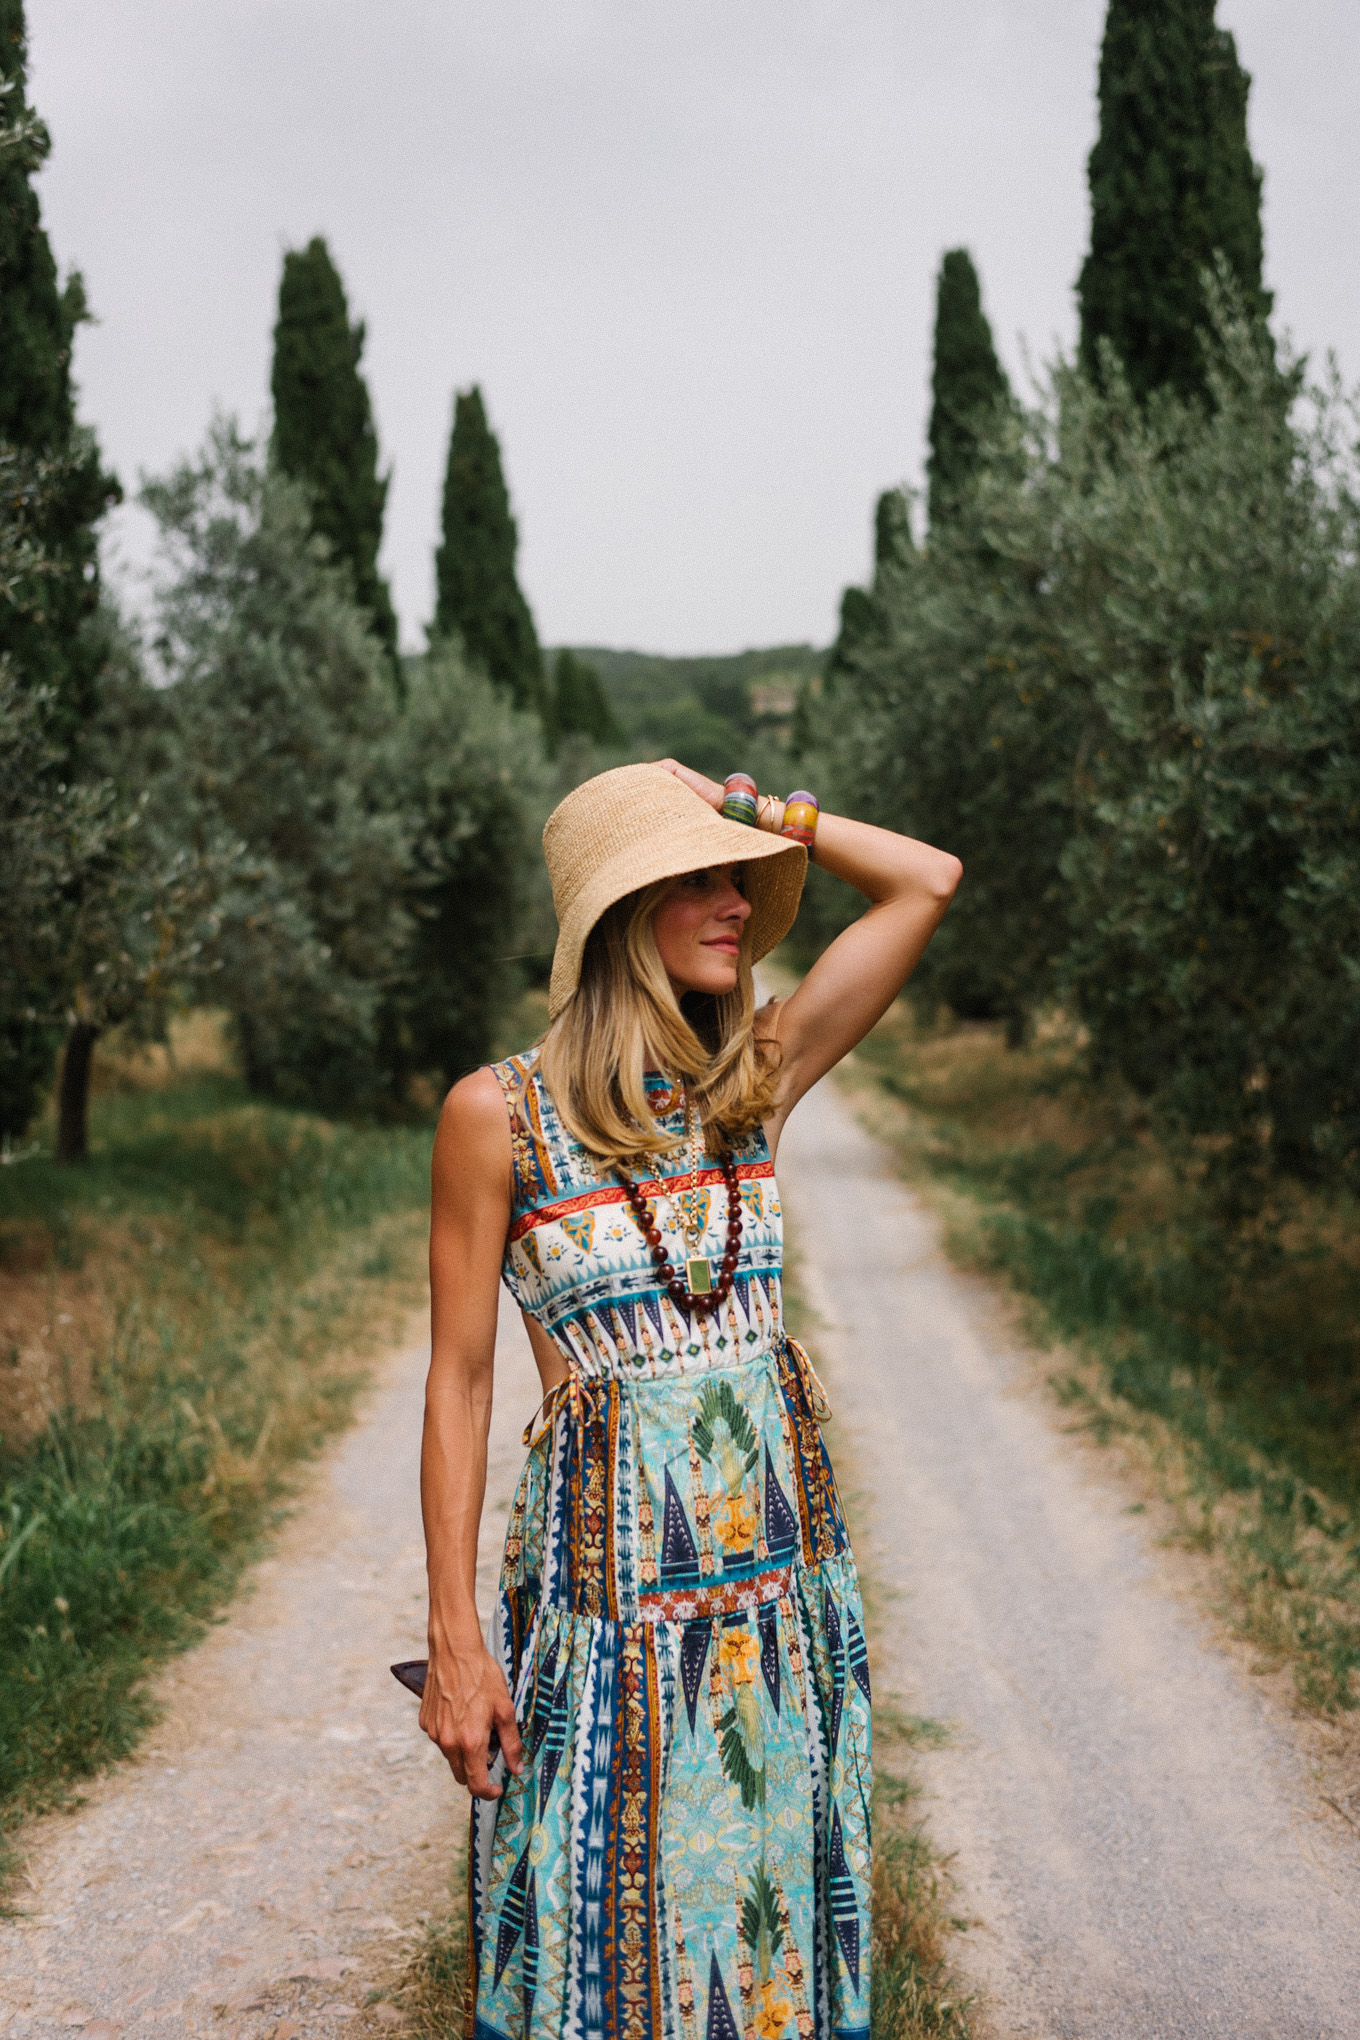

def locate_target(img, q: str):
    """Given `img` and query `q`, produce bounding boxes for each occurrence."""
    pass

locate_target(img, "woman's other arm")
[653,760,961,1143]
[421,1067,525,1799]
[762,802,961,1138]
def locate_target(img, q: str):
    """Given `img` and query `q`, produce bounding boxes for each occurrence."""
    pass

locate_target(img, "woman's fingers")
[495,1689,525,1779]
[461,1729,503,1801]
[656,758,724,809]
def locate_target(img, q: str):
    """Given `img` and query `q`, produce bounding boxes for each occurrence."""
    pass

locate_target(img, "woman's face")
[650,863,752,997]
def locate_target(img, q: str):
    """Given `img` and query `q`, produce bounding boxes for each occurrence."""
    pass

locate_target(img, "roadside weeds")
[0,1022,434,1884]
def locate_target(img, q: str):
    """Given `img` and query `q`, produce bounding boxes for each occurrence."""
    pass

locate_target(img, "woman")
[421,759,960,2040]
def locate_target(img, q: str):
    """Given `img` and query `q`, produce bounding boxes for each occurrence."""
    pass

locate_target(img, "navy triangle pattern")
[661,1467,702,1586]
[848,1612,872,1705]
[614,1296,639,1348]
[679,1620,712,1735]
[826,1586,845,1756]
[522,1869,539,2032]
[705,1951,742,2040]
[493,1838,533,1990]
[538,1667,571,1817]
[763,1446,799,1560]
[828,1804,861,1992]
[528,1636,560,1759]
[758,1599,781,1716]
[640,1293,669,1347]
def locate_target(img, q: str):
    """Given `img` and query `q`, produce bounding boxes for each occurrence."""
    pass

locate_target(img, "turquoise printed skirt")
[468,1336,872,2040]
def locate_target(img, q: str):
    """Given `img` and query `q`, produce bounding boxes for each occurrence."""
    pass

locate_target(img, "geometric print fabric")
[470,1054,872,2040]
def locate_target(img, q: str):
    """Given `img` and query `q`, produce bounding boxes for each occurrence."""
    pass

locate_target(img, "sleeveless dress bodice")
[469,1050,872,2040]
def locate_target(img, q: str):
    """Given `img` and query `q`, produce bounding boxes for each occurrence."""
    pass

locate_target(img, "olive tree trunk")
[56,1021,99,1164]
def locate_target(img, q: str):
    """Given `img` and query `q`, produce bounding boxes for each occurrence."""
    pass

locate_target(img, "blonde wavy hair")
[537,877,779,1169]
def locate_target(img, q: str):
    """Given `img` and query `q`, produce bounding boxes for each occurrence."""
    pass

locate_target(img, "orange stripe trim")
[507,1158,775,1245]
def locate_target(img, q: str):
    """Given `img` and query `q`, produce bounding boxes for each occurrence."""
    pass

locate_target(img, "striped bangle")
[721,773,759,827]
[780,790,820,849]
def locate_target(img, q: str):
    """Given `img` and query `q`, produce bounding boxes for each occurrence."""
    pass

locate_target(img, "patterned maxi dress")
[469,1051,872,2040]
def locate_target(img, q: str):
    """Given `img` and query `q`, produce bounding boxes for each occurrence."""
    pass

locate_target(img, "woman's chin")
[672,959,740,999]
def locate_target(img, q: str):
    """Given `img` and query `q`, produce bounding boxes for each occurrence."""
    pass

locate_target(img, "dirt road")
[0,1308,539,2039]
[777,1071,1360,2040]
[6,1069,1360,2039]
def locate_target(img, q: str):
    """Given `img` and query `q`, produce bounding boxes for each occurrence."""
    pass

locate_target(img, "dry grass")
[0,1019,435,1867]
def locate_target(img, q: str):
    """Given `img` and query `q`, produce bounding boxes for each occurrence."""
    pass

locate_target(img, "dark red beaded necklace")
[617,1150,743,1316]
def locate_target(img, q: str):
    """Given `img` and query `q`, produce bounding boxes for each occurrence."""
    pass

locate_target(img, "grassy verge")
[852,1000,1360,1723]
[0,1019,436,1874]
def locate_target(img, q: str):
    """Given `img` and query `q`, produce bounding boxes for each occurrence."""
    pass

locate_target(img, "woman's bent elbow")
[930,852,963,903]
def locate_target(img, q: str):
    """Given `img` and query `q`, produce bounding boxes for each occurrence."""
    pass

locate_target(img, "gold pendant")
[686,1255,713,1295]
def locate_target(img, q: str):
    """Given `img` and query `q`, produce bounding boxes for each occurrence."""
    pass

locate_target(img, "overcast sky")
[28,1,1360,656]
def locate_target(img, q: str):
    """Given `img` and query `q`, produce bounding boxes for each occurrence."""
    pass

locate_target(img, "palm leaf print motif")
[716,1618,765,1809]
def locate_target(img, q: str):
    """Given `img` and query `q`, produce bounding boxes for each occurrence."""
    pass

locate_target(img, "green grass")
[0,1057,435,1877]
[854,1002,1360,1716]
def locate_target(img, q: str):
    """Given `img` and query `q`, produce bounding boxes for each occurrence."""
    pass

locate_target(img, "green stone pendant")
[686,1255,713,1295]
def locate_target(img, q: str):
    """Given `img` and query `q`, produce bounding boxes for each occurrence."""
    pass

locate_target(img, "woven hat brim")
[548,812,806,1018]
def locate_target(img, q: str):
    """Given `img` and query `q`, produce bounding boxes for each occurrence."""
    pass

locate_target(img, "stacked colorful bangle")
[780,789,820,849]
[722,772,820,848]
[721,772,759,827]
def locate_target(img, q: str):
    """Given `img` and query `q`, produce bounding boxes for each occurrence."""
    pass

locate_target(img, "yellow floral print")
[755,1977,794,2039]
[713,1489,758,1552]
[719,1629,760,1688]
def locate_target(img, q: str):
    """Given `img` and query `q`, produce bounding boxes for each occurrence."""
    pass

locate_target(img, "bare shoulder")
[433,1067,512,1191]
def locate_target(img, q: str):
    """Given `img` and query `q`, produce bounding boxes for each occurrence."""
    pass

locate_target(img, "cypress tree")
[1078,0,1270,403]
[0,0,119,745]
[873,487,914,586]
[270,237,398,664]
[548,650,621,752]
[432,386,543,715]
[0,1,119,1144]
[927,250,1011,526]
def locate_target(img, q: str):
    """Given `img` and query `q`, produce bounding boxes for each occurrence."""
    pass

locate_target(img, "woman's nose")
[720,887,752,921]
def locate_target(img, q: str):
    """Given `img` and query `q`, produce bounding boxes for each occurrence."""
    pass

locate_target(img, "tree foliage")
[832,284,1360,1213]
[927,249,1011,527]
[270,236,398,666]
[547,649,621,754]
[1078,0,1269,402]
[433,385,543,715]
[142,422,546,1120]
[0,1,119,745]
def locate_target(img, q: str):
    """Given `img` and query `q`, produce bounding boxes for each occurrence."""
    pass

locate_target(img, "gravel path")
[778,1072,1360,2040]
[0,1307,539,2040]
[7,1072,1359,2040]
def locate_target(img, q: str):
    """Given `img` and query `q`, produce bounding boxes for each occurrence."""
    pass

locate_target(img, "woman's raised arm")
[421,1068,525,1799]
[761,801,960,1134]
[656,761,961,1145]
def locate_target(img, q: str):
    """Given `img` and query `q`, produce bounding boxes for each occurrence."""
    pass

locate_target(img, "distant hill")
[553,643,827,781]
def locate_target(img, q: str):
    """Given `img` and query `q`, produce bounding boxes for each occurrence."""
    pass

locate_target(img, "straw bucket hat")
[543,763,808,1018]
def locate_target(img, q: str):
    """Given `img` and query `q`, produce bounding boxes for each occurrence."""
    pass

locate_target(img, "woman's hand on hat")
[656,758,724,810]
